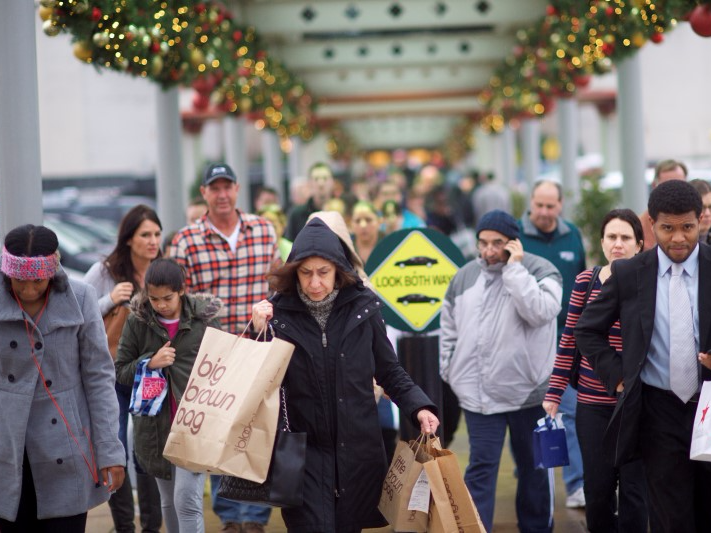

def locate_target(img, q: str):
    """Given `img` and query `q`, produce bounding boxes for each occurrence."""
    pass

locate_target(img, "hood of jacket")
[287,218,356,275]
[128,290,222,324]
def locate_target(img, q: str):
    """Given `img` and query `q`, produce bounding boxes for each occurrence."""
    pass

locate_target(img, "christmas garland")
[38,0,317,140]
[479,0,696,132]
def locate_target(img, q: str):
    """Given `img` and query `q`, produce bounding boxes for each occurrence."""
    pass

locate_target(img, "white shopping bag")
[690,381,711,462]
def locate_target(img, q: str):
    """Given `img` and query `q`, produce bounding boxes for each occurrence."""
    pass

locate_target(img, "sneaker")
[566,486,586,508]
[220,523,241,533]
[241,522,266,533]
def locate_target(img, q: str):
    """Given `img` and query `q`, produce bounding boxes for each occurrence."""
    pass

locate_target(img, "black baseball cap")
[203,163,237,185]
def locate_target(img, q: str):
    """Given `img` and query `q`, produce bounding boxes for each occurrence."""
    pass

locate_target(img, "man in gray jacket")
[440,210,562,533]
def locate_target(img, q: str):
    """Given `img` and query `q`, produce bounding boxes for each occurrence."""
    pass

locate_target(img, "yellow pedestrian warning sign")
[366,229,466,333]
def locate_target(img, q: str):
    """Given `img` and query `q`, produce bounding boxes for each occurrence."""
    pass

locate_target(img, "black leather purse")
[570,266,602,390]
[217,388,306,507]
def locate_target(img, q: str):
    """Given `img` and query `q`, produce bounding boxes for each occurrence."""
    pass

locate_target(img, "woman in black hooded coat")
[252,218,438,533]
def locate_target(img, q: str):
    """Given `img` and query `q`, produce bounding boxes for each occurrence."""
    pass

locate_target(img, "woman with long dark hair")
[0,224,125,531]
[543,209,649,532]
[84,204,163,532]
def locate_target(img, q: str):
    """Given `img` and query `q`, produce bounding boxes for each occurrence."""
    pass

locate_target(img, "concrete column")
[0,1,43,238]
[473,127,496,176]
[557,97,580,217]
[288,137,303,179]
[520,118,541,191]
[261,129,284,194]
[617,53,647,213]
[155,87,186,235]
[286,136,303,206]
[223,115,249,213]
[496,125,516,188]
[181,131,200,200]
[600,112,620,175]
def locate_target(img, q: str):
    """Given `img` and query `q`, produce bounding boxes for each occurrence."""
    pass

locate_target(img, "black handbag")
[217,388,306,507]
[570,266,602,390]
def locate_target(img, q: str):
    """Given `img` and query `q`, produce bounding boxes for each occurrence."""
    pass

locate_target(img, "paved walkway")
[87,430,587,532]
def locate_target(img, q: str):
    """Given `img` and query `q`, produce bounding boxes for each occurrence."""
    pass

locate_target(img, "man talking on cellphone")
[439,210,562,533]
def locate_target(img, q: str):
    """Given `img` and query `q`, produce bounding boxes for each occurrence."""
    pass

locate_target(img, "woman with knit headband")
[0,224,125,532]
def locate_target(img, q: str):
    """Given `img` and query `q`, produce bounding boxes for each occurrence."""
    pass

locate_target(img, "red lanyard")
[13,289,99,485]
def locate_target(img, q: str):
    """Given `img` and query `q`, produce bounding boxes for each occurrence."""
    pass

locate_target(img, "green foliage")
[479,0,695,130]
[40,0,316,140]
[573,173,620,265]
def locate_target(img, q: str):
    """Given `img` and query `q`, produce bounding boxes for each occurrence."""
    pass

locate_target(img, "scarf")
[297,285,339,332]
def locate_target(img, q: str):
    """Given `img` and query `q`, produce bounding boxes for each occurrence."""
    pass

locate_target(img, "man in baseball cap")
[169,162,279,532]
[203,163,237,185]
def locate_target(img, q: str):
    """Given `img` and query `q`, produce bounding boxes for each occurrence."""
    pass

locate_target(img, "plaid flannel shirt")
[170,211,279,333]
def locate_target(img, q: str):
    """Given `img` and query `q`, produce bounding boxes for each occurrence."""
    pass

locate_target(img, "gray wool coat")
[0,271,125,521]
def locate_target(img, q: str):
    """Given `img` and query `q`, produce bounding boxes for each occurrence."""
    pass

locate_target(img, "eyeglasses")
[477,239,509,251]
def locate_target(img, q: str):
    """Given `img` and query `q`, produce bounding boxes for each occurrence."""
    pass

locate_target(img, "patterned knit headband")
[1,247,60,280]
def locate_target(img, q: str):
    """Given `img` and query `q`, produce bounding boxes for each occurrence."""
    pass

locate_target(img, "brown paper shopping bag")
[424,438,487,533]
[378,436,431,533]
[163,327,294,482]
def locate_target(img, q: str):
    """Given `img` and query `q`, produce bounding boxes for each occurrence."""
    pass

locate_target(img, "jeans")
[210,475,271,525]
[109,382,162,533]
[155,466,206,533]
[576,403,648,532]
[463,406,553,533]
[558,385,584,495]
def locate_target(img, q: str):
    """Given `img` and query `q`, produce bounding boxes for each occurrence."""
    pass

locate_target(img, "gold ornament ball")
[73,41,93,62]
[150,56,164,77]
[39,0,57,7]
[190,48,206,67]
[38,6,53,21]
[42,20,61,37]
[631,32,646,48]
[240,97,253,112]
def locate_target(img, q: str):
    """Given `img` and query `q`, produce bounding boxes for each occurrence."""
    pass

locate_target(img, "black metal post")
[396,333,443,442]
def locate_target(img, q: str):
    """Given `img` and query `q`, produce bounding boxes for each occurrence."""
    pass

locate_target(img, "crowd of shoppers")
[3,155,710,533]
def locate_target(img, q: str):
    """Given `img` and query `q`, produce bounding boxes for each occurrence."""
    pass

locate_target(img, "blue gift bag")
[533,416,570,469]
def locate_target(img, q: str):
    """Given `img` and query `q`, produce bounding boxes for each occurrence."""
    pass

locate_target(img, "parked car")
[44,187,156,226]
[43,214,112,274]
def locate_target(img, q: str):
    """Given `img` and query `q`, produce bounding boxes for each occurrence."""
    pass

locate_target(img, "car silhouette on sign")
[394,256,439,268]
[397,294,441,306]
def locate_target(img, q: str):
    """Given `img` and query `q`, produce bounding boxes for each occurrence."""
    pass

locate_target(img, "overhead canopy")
[241,0,548,149]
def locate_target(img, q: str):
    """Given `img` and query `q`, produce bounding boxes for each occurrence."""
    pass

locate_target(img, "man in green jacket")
[518,180,587,509]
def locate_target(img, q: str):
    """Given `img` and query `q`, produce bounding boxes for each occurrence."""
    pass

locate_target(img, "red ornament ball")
[91,6,101,22]
[650,32,664,44]
[574,75,591,88]
[689,4,711,38]
[546,5,557,17]
[192,92,210,111]
[605,6,615,16]
[232,30,242,42]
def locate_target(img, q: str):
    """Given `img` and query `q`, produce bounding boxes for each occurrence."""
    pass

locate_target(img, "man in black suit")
[576,179,711,532]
